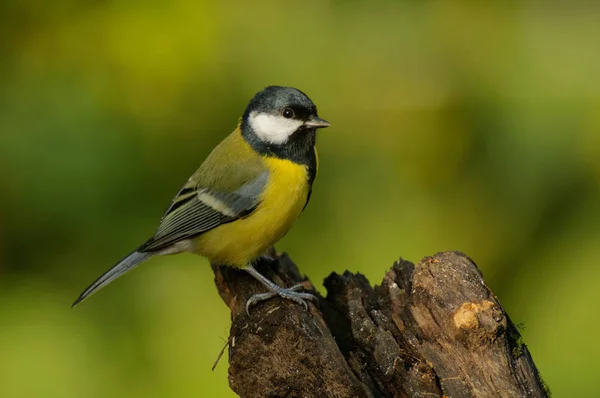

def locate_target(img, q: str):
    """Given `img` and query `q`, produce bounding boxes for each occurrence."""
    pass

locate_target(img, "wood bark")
[212,251,549,398]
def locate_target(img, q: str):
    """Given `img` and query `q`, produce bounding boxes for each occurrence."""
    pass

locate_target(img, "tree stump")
[212,251,549,398]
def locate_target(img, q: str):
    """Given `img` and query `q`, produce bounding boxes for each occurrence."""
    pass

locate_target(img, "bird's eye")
[282,108,295,119]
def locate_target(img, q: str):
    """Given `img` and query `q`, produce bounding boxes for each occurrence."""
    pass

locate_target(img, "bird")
[73,86,330,314]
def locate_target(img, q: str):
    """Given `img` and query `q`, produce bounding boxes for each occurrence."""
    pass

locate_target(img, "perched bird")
[73,86,330,313]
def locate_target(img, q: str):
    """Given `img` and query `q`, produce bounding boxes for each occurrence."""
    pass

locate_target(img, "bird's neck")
[240,123,316,167]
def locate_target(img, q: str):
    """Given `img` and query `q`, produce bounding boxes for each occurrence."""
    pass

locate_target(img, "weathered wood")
[212,251,548,398]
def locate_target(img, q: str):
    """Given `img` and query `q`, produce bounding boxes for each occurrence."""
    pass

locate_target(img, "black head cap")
[241,86,330,138]
[243,86,317,120]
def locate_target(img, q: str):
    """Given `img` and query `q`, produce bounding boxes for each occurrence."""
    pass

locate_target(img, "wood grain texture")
[212,251,549,398]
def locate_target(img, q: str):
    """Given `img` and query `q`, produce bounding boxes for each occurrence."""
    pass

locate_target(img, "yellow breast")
[194,157,310,267]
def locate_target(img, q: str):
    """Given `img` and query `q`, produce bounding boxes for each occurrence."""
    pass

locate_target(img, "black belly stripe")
[241,122,318,212]
[242,124,317,186]
[306,147,317,188]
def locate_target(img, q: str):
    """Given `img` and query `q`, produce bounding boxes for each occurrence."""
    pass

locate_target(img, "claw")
[245,292,276,315]
[243,265,318,315]
[245,284,317,315]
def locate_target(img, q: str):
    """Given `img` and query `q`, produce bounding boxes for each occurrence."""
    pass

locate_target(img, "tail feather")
[72,250,153,307]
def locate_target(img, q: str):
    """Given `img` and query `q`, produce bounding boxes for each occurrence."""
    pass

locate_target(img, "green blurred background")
[1,1,599,396]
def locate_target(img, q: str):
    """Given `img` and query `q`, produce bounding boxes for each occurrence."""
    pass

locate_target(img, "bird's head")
[242,86,330,146]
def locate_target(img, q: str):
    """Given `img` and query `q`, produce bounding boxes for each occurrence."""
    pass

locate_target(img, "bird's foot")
[245,284,317,315]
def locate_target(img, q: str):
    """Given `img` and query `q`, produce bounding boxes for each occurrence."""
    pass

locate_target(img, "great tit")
[73,86,330,313]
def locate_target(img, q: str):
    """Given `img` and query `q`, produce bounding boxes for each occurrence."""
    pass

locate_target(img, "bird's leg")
[244,265,317,315]
[258,253,278,264]
[258,246,279,263]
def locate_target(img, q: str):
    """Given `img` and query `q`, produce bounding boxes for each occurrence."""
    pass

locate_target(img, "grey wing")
[139,171,268,252]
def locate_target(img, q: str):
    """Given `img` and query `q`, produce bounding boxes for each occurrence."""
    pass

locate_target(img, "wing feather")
[139,134,269,253]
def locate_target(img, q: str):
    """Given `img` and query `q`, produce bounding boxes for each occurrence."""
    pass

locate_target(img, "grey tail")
[72,250,153,307]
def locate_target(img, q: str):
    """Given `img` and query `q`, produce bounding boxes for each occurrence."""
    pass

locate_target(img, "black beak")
[304,116,331,129]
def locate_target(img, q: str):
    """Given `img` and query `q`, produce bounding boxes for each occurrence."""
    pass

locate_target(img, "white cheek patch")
[249,111,303,144]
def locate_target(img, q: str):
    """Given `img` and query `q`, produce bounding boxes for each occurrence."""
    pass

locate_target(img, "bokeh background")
[1,0,599,396]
